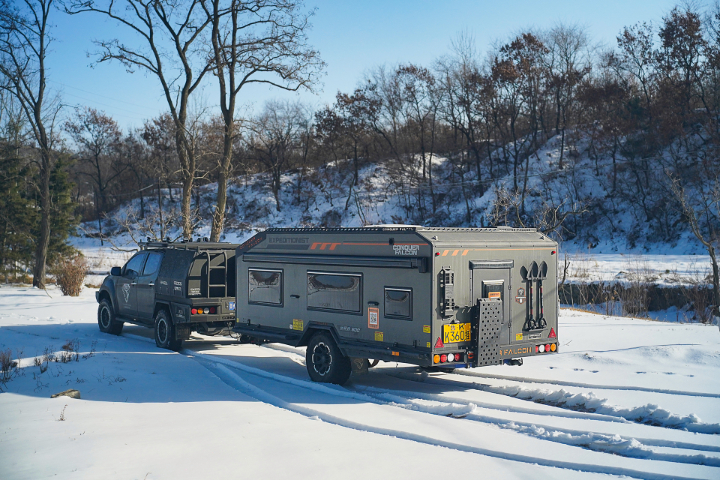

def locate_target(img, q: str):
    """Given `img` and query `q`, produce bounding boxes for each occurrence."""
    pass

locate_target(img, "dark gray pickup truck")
[95,240,238,350]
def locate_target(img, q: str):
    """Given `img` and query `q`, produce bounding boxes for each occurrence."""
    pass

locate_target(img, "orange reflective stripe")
[452,250,459,256]
[442,250,449,256]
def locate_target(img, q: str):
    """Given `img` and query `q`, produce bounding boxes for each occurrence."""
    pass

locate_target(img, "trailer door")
[470,260,513,347]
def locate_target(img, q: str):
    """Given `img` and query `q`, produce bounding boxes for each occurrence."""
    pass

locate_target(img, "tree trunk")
[32,152,51,288]
[180,175,193,240]
[210,128,233,242]
[710,246,720,317]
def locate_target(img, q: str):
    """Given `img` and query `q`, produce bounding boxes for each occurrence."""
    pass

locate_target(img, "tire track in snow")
[454,370,720,399]
[190,355,712,480]
[353,385,720,464]
[386,370,720,434]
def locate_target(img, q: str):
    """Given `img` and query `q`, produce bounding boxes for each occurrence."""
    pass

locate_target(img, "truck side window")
[307,272,362,313]
[142,252,163,276]
[384,287,412,320]
[248,269,283,306]
[123,253,147,278]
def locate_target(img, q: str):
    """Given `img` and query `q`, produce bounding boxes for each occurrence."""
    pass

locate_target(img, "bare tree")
[202,0,323,241]
[65,107,125,243]
[0,0,61,288]
[64,0,214,240]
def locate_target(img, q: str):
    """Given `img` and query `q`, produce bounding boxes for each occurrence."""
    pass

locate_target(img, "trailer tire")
[98,299,123,335]
[155,309,183,351]
[306,333,351,385]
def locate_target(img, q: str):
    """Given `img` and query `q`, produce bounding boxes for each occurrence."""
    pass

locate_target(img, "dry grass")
[52,256,89,296]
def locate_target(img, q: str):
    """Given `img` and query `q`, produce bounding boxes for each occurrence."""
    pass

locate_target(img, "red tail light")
[210,307,217,314]
[191,308,197,315]
[440,354,447,363]
[455,353,463,362]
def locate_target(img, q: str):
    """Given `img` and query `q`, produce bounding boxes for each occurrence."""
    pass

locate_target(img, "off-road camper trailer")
[233,226,558,384]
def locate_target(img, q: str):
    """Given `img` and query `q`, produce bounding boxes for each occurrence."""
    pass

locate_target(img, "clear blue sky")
[47,0,682,130]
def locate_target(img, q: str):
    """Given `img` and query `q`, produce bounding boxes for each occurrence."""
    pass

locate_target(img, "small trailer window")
[307,272,362,313]
[248,269,283,306]
[384,287,412,320]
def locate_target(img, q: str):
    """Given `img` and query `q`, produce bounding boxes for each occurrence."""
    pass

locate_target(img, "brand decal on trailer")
[393,244,419,256]
[368,307,379,329]
[502,346,533,356]
[339,325,361,334]
[515,287,526,304]
[269,237,309,244]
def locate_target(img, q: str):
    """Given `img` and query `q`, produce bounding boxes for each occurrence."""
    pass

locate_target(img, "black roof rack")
[139,240,240,251]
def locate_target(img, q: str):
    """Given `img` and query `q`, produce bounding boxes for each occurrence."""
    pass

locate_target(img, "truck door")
[117,253,147,318]
[470,260,513,346]
[136,252,163,322]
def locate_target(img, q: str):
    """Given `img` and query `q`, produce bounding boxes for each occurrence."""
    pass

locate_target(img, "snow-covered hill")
[79,133,708,257]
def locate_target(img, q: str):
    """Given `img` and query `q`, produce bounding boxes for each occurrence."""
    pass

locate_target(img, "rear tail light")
[455,353,463,362]
[535,343,557,354]
[210,307,217,314]
[440,354,447,363]
[433,355,440,364]
[447,353,454,362]
[191,308,197,315]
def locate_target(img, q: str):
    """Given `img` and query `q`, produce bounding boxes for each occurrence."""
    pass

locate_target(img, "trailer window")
[248,269,283,306]
[384,287,412,320]
[307,272,362,313]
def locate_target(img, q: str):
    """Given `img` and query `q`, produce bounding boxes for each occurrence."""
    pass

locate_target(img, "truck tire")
[154,309,183,351]
[305,332,351,385]
[98,299,123,335]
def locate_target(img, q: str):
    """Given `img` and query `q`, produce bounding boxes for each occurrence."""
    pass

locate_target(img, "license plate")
[229,301,236,311]
[443,323,471,344]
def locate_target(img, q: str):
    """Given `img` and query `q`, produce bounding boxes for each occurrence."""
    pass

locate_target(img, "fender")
[297,323,346,354]
[97,280,117,313]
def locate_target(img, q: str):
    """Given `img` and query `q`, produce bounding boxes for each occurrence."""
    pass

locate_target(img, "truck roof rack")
[139,240,240,251]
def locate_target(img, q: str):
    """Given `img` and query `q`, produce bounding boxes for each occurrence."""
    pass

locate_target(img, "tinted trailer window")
[307,272,362,313]
[248,269,283,306]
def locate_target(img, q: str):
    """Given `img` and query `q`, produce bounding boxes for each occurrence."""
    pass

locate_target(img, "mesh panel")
[477,299,502,366]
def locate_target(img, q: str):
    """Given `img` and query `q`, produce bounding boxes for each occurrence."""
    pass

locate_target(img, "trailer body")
[233,226,558,377]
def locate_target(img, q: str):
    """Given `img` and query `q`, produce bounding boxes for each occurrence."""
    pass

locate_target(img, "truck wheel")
[154,309,183,351]
[98,299,123,335]
[305,333,351,385]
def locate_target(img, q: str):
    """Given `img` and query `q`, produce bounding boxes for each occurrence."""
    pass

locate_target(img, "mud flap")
[175,325,191,341]
[350,357,369,375]
[476,298,503,366]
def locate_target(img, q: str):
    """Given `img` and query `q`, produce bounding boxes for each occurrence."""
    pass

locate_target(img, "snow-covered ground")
[0,286,719,479]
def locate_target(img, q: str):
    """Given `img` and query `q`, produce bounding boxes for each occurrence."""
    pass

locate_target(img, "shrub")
[53,256,88,296]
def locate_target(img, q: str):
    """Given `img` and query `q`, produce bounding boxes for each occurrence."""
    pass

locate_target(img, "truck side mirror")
[110,266,122,276]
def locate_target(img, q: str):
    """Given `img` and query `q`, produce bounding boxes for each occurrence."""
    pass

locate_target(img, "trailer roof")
[264,226,539,234]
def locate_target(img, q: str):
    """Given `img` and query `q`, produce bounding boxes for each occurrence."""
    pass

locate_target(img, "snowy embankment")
[1,287,719,479]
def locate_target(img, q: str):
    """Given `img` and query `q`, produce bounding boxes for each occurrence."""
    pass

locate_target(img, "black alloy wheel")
[98,299,123,335]
[305,332,351,385]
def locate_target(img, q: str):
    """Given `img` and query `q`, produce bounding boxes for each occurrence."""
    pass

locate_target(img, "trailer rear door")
[470,260,513,364]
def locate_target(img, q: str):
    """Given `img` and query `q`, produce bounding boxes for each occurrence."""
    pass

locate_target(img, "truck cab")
[95,240,239,350]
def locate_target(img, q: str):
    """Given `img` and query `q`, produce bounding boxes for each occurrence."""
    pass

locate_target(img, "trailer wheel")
[154,309,183,351]
[306,333,351,385]
[98,299,123,335]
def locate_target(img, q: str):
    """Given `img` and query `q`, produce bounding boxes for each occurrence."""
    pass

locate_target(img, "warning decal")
[292,319,304,331]
[374,331,384,342]
[422,325,431,334]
